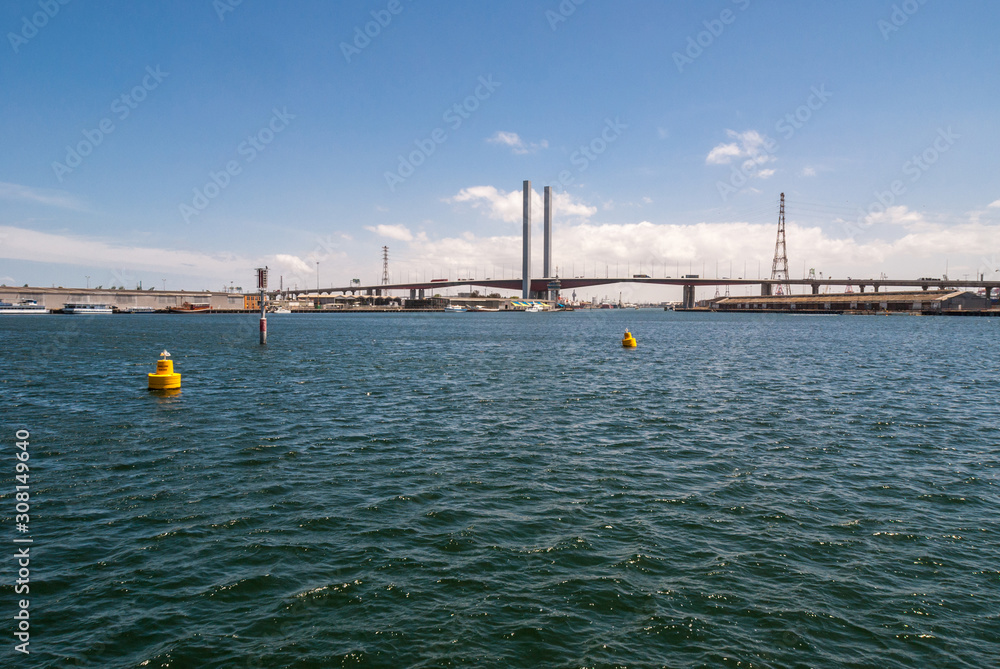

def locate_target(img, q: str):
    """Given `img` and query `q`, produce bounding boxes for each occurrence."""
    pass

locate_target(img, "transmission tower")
[381,246,389,285]
[770,192,791,296]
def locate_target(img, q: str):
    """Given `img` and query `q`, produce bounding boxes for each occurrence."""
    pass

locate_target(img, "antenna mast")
[770,192,791,295]
[381,246,390,285]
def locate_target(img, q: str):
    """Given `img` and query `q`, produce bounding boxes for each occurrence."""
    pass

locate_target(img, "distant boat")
[63,303,113,314]
[270,307,292,314]
[444,305,467,313]
[468,305,499,312]
[169,302,211,313]
[123,306,156,314]
[524,304,543,313]
[0,299,50,314]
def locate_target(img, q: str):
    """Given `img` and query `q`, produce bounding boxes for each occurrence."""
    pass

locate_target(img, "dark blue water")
[2,311,999,668]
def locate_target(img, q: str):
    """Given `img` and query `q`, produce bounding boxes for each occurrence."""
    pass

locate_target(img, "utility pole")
[381,246,390,285]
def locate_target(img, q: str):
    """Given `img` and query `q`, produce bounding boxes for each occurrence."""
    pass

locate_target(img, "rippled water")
[2,311,999,668]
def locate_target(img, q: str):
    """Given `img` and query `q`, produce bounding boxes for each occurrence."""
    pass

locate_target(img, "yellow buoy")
[622,330,637,348]
[148,350,181,390]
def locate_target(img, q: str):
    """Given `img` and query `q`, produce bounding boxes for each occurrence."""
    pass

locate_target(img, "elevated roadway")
[305,276,1000,308]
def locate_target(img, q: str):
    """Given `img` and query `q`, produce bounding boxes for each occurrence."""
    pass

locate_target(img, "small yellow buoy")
[622,330,637,348]
[148,350,181,390]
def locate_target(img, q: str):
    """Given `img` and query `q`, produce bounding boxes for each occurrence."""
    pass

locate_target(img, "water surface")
[2,311,998,667]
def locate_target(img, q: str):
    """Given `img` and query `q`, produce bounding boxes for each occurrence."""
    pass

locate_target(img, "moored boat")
[63,303,113,314]
[444,304,467,313]
[0,299,50,314]
[169,302,212,313]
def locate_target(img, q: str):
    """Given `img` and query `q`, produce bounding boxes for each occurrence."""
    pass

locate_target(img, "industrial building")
[708,290,989,314]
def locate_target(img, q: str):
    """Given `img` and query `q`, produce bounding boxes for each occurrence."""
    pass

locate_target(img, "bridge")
[306,276,1000,309]
[295,181,998,309]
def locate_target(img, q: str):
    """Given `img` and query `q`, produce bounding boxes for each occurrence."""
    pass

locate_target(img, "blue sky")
[2,0,998,299]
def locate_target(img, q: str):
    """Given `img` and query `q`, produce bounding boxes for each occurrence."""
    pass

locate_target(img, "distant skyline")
[2,0,999,300]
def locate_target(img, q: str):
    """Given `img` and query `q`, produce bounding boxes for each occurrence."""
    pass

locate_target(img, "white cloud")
[448,185,522,221]
[0,225,252,276]
[989,199,1000,208]
[0,225,334,291]
[758,169,776,179]
[446,185,597,223]
[364,224,413,241]
[272,253,316,277]
[0,182,87,211]
[554,192,599,219]
[706,129,776,167]
[802,166,816,177]
[486,131,548,155]
[705,143,742,165]
[861,205,926,228]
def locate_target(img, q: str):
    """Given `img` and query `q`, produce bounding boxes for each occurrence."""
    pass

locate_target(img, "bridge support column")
[682,285,696,309]
[859,285,866,293]
[419,289,425,298]
[761,283,772,296]
[522,180,531,299]
[409,289,416,299]
[811,283,820,295]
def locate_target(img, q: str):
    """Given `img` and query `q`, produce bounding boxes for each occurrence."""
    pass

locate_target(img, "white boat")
[123,306,157,314]
[0,299,50,314]
[524,304,543,313]
[63,303,114,314]
[444,305,467,313]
